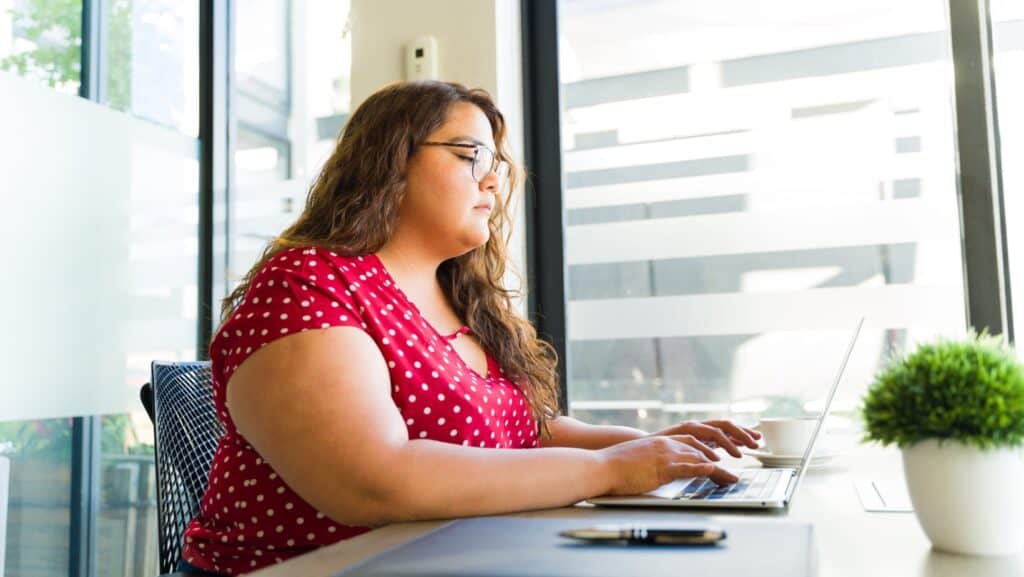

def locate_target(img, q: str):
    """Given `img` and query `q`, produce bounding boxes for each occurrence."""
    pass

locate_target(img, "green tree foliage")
[1,0,132,110]
[105,0,132,111]
[1,0,82,90]
[0,419,72,460]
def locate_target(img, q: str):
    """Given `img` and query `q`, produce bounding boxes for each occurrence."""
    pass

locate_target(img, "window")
[0,418,73,575]
[2,1,199,575]
[0,0,83,93]
[101,0,200,136]
[993,0,1024,338]
[2,3,81,576]
[555,0,968,432]
[97,414,158,576]
[227,0,352,291]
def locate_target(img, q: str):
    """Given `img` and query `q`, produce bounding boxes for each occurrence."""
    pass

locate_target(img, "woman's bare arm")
[225,327,612,528]
[539,416,648,450]
[539,413,762,459]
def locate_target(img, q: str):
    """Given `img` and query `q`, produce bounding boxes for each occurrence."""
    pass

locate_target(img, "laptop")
[588,316,865,510]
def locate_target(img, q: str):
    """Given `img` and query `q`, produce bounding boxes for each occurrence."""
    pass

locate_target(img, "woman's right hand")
[596,435,740,496]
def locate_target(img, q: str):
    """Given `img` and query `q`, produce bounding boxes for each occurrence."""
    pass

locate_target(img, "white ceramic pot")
[902,439,1024,556]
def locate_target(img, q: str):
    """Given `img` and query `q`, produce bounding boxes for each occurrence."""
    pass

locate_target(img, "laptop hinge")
[779,469,799,502]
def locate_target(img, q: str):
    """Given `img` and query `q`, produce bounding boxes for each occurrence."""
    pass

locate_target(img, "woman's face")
[400,102,500,258]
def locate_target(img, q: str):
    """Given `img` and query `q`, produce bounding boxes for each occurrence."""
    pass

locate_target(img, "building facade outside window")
[556,0,968,433]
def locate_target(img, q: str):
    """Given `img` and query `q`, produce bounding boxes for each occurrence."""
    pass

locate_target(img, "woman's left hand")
[647,420,762,458]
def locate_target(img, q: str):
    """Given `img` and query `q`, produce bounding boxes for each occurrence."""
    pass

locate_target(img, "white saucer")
[742,447,840,468]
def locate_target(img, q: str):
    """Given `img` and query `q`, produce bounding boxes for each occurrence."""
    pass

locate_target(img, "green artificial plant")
[861,330,1024,450]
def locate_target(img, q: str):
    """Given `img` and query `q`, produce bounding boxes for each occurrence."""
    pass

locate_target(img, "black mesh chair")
[140,361,224,575]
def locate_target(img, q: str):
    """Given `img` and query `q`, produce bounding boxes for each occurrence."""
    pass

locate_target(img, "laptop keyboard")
[676,470,785,501]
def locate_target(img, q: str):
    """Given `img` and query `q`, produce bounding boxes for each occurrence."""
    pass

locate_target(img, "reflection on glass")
[228,0,292,293]
[236,0,289,99]
[0,415,158,577]
[0,418,72,576]
[991,1,1024,338]
[101,0,200,136]
[97,412,157,577]
[227,0,354,294]
[3,61,198,577]
[236,126,290,187]
[0,0,198,134]
[229,126,296,284]
[558,0,967,432]
[0,0,83,93]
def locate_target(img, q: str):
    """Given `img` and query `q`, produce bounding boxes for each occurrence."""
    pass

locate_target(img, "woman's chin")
[458,228,491,251]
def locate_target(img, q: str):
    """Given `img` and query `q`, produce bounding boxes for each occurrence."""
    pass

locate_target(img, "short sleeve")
[212,248,368,383]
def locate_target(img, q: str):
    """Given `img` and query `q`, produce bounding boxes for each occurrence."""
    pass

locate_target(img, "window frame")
[67,1,228,575]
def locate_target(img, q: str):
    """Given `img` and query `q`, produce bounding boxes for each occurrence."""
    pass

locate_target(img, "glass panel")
[992,1,1024,338]
[229,0,292,295]
[102,0,200,136]
[0,416,157,577]
[236,126,290,187]
[301,0,353,175]
[3,51,195,577]
[557,0,967,432]
[227,0,353,294]
[0,72,198,425]
[236,0,289,103]
[97,412,157,577]
[0,0,83,94]
[0,418,73,577]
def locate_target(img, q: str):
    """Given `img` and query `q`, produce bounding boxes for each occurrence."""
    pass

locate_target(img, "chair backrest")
[145,361,224,575]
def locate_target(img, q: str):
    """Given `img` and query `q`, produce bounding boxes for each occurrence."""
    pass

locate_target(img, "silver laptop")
[588,316,864,510]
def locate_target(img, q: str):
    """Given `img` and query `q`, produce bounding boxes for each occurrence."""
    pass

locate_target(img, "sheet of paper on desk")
[854,479,914,512]
[333,514,817,577]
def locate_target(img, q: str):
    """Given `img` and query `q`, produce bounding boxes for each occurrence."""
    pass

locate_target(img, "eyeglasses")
[421,141,511,183]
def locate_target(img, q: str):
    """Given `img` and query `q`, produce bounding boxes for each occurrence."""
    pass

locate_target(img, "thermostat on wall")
[405,35,438,81]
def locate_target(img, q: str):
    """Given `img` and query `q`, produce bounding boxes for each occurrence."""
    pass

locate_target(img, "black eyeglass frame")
[421,141,510,182]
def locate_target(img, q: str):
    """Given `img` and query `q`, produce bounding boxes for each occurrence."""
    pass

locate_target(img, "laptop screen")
[785,316,865,503]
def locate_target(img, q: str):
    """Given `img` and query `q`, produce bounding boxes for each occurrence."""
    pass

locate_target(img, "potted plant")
[861,331,1024,555]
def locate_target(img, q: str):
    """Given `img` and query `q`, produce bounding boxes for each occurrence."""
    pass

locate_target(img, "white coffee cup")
[755,417,820,456]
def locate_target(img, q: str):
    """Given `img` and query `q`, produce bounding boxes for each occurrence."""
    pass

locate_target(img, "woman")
[178,80,760,575]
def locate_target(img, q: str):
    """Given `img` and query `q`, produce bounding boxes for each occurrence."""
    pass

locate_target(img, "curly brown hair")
[221,80,561,438]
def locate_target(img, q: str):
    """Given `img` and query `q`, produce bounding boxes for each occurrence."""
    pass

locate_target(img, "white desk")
[253,436,1024,577]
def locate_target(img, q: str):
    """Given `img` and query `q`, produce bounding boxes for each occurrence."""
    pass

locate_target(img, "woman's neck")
[375,238,469,334]
[374,238,446,303]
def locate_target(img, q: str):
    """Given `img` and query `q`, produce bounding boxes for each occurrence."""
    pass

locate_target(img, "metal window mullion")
[284,0,295,181]
[199,0,232,359]
[70,1,108,576]
[68,417,100,577]
[521,0,570,414]
[949,0,1013,341]
[79,0,108,102]
[78,0,98,102]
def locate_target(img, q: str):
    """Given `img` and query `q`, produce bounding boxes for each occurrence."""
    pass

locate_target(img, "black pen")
[559,524,726,545]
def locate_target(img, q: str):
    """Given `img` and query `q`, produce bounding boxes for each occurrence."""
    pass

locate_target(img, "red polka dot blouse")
[180,247,540,574]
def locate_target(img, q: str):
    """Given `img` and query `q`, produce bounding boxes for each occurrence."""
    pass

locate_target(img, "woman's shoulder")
[255,246,376,281]
[236,246,383,315]
[210,246,378,388]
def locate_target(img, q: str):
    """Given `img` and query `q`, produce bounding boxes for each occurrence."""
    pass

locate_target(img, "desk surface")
[253,435,1024,577]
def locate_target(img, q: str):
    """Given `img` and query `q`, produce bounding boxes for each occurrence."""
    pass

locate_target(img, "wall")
[350,0,530,311]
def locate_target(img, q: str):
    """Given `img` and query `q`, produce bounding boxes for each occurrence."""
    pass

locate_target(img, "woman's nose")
[479,170,499,192]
